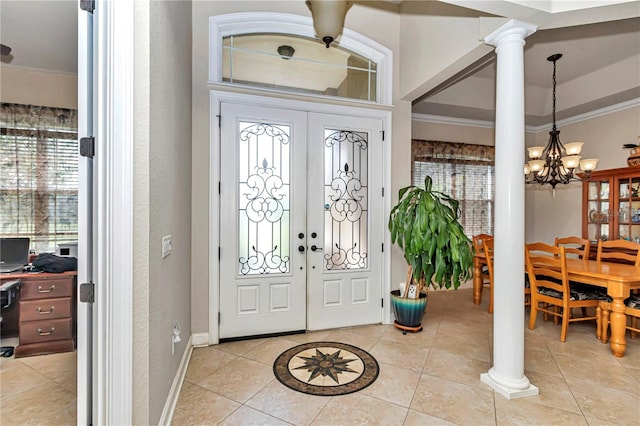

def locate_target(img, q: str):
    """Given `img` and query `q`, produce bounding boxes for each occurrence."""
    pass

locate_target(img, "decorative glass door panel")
[323,129,369,271]
[238,122,291,275]
[618,176,640,243]
[220,104,307,339]
[308,113,383,331]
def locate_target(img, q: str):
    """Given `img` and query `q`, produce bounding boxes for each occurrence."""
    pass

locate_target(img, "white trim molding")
[158,336,193,426]
[191,332,210,348]
[208,12,393,106]
[94,0,134,423]
[412,97,640,134]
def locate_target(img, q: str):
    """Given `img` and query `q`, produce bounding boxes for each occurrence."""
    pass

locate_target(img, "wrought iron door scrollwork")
[239,245,289,275]
[325,243,367,270]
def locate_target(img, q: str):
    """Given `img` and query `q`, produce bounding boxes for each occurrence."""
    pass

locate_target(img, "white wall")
[0,66,77,108]
[133,1,192,424]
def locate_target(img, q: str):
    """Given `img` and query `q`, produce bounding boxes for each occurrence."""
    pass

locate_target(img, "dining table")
[473,251,640,357]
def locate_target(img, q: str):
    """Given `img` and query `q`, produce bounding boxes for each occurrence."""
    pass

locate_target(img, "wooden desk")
[473,252,640,357]
[1,270,77,357]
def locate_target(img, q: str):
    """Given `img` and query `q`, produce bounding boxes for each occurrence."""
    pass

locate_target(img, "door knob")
[311,245,322,252]
[298,245,305,252]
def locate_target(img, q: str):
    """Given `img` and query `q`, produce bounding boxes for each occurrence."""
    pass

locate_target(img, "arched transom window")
[209,12,392,105]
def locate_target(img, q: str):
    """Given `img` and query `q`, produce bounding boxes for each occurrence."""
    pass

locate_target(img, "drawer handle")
[37,306,55,315]
[37,285,56,293]
[37,327,55,336]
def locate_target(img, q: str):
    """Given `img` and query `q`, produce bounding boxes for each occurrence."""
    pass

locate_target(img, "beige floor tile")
[311,393,408,426]
[18,351,77,393]
[0,358,45,399]
[243,337,301,366]
[554,352,640,392]
[360,362,421,407]
[245,380,330,425]
[410,374,495,425]
[196,357,275,403]
[522,345,562,376]
[369,337,429,373]
[422,347,491,389]
[494,396,587,425]
[185,346,238,383]
[518,370,581,414]
[380,323,437,345]
[403,409,456,426]
[216,338,268,356]
[432,332,491,363]
[566,378,640,424]
[1,379,75,425]
[219,405,292,426]
[322,328,382,351]
[171,383,240,425]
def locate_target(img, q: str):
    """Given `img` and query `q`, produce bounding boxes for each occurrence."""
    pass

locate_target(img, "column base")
[481,372,539,400]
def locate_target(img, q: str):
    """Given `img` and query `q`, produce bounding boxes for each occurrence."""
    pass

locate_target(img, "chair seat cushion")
[570,283,611,301]
[537,286,602,301]
[626,294,640,308]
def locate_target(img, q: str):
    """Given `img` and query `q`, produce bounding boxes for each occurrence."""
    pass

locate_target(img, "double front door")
[219,103,383,339]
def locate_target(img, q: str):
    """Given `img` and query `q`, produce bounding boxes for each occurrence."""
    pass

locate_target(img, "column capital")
[484,19,537,47]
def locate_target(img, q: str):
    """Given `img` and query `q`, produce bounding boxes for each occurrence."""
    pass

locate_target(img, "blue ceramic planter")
[390,290,428,327]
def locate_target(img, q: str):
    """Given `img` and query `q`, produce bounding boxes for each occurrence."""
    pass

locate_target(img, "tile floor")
[173,289,640,425]
[1,288,639,425]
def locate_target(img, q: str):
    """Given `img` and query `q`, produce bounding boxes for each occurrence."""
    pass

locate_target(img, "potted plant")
[388,175,474,332]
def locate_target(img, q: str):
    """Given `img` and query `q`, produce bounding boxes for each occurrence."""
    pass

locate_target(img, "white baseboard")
[191,332,210,347]
[158,335,193,426]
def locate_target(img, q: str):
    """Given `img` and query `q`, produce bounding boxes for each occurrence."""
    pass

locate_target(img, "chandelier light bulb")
[561,155,581,170]
[527,146,545,159]
[524,164,531,175]
[529,160,545,172]
[564,142,584,155]
[580,158,599,171]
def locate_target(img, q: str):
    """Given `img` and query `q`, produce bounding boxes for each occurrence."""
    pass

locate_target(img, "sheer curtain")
[0,103,78,253]
[412,139,495,237]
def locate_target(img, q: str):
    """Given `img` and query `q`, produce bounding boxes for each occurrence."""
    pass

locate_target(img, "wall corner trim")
[158,335,193,426]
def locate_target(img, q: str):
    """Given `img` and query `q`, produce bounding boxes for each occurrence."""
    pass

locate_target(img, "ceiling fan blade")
[1,44,12,56]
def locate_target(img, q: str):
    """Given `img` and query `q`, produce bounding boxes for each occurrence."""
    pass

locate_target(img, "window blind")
[412,140,495,237]
[1,103,78,253]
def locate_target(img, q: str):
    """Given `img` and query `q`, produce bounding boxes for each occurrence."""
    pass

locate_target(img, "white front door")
[306,113,383,330]
[219,103,383,339]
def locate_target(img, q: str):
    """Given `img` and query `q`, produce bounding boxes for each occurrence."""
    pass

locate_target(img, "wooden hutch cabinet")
[582,167,640,246]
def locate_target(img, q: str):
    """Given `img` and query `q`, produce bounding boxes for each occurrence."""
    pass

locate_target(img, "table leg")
[473,257,482,305]
[609,296,627,357]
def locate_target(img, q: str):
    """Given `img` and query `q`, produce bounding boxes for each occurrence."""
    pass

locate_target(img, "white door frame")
[91,0,134,423]
[209,91,392,344]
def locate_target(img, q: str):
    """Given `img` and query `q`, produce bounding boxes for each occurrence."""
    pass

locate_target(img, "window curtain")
[412,140,495,237]
[0,103,78,253]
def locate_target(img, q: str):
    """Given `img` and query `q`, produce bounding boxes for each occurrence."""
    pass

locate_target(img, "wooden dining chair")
[596,239,640,266]
[597,295,640,343]
[473,234,493,313]
[525,242,601,342]
[554,236,591,261]
[555,236,593,317]
[482,238,495,314]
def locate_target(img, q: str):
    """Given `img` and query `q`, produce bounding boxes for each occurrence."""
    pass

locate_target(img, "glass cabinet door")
[586,179,610,241]
[618,176,640,243]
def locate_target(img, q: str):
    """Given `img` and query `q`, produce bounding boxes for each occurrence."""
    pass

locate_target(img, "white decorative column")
[481,19,538,399]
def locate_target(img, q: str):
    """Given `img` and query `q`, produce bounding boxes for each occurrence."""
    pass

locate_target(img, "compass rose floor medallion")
[273,341,380,396]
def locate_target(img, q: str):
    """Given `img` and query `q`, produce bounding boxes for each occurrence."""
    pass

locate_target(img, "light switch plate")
[162,235,172,258]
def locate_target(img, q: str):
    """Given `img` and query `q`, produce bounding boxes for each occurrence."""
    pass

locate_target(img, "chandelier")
[524,53,598,189]
[306,0,352,48]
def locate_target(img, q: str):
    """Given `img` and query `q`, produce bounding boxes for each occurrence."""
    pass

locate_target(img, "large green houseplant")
[388,175,474,331]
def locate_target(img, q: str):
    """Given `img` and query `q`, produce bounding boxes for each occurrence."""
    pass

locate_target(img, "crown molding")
[411,113,495,129]
[412,97,640,133]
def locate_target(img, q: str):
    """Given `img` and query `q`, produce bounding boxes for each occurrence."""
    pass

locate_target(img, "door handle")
[298,245,305,252]
[311,245,322,252]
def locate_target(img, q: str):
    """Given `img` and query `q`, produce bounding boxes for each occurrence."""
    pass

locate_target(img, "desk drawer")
[20,278,73,300]
[19,318,73,344]
[20,298,71,321]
